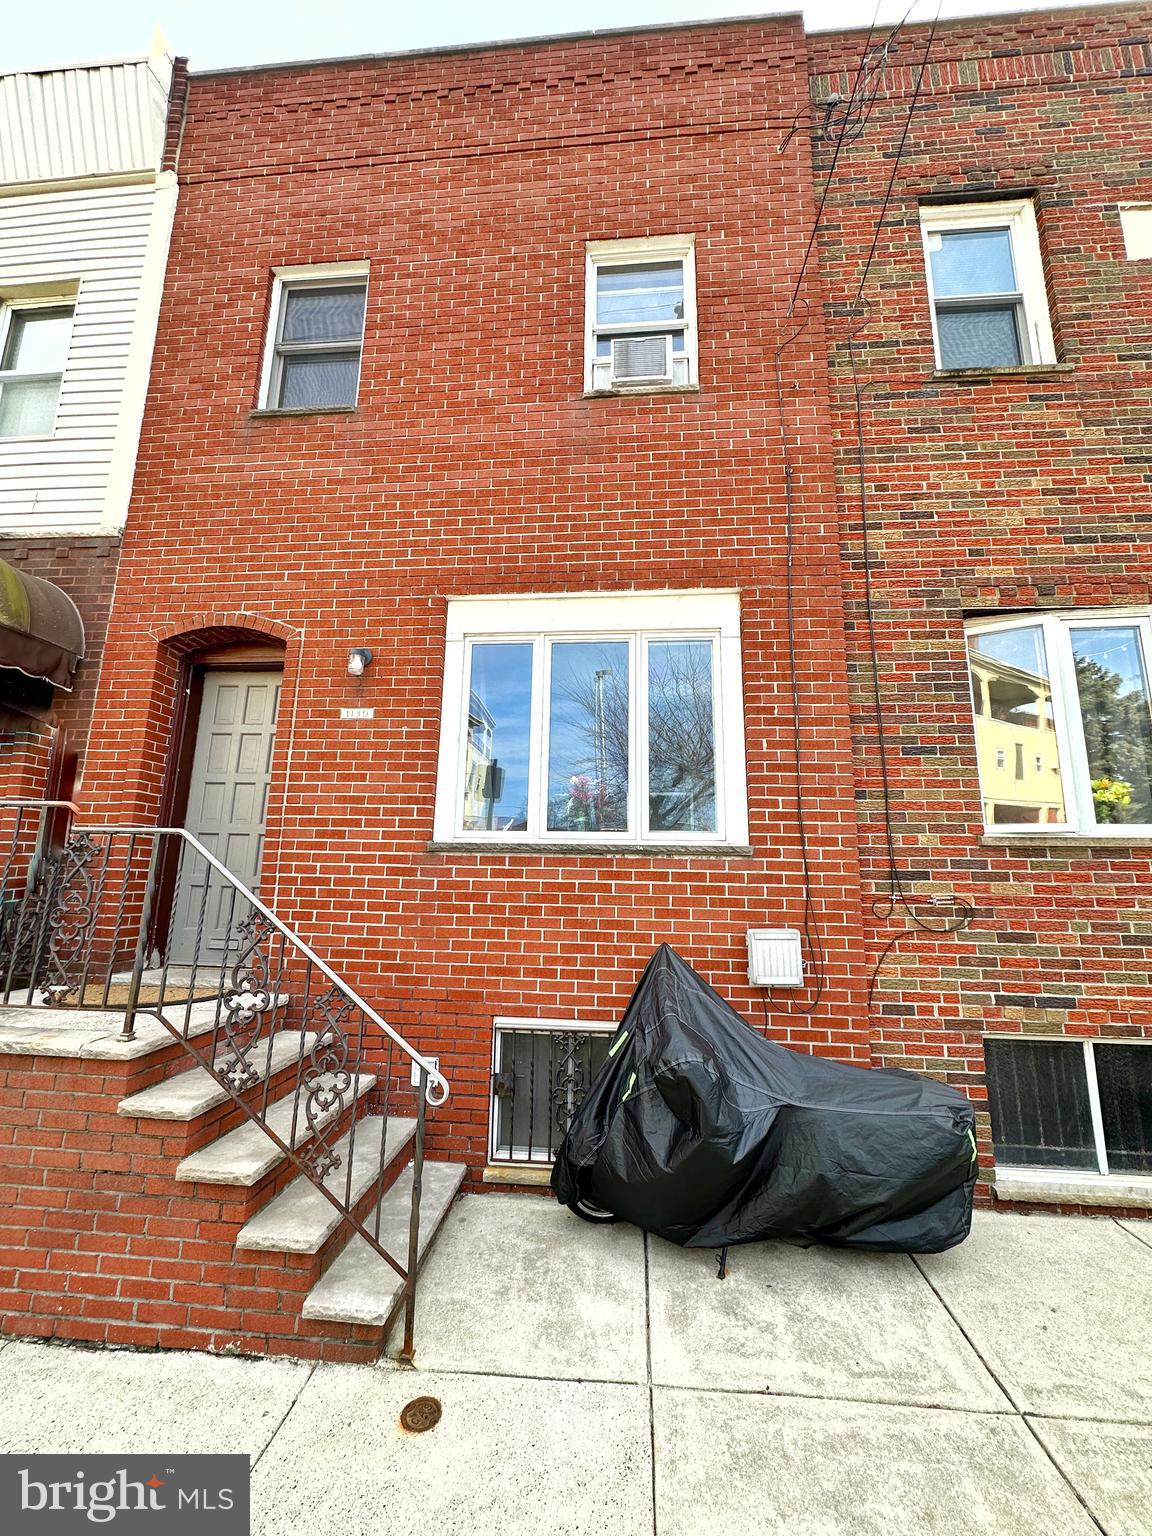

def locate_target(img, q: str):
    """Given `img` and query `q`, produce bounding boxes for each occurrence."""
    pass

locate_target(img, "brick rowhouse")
[3,5,1150,1360]
[808,3,1152,1211]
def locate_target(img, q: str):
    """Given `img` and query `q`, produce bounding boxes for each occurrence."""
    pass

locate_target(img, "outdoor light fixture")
[347,647,373,677]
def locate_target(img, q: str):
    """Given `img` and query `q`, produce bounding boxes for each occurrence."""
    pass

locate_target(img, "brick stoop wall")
[0,1020,457,1361]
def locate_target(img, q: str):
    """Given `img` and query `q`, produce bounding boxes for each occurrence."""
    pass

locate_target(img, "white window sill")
[428,840,753,857]
[932,364,1073,381]
[994,1166,1152,1209]
[583,383,700,399]
[981,833,1152,849]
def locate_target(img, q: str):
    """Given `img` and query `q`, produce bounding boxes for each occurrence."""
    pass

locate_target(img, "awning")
[0,557,85,690]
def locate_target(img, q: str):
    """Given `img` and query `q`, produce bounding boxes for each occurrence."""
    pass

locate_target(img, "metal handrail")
[0,801,448,1105]
[0,797,447,1360]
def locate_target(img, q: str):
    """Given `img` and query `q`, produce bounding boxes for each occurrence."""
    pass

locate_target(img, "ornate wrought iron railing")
[0,798,448,1359]
[489,1023,612,1164]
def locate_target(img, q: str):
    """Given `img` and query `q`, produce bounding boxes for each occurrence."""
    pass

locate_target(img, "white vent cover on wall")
[611,334,672,383]
[747,928,804,987]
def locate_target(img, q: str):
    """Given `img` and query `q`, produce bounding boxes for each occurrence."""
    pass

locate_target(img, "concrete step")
[117,1031,316,1122]
[301,1160,466,1326]
[174,1074,376,1186]
[0,997,228,1062]
[235,1114,417,1255]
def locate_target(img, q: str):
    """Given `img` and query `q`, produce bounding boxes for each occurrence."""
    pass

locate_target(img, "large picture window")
[966,612,1152,835]
[434,592,747,847]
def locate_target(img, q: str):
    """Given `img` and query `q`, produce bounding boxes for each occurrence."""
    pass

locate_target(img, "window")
[986,1037,1152,1178]
[434,591,748,846]
[1119,204,1152,262]
[967,611,1152,834]
[490,1020,614,1164]
[585,236,697,393]
[920,201,1055,369]
[259,264,368,411]
[0,304,74,437]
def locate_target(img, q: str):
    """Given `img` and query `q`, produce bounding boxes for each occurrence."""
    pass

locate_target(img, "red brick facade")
[79,17,871,1188]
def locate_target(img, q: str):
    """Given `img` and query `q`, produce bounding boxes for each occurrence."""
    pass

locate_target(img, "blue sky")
[2,0,1119,73]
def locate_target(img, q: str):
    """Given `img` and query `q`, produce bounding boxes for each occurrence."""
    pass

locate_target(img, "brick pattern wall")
[80,19,872,1177]
[808,6,1152,1187]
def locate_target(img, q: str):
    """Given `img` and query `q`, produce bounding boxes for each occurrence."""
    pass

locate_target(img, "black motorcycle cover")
[551,945,976,1253]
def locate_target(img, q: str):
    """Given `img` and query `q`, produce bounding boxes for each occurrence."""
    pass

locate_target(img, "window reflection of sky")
[466,643,532,826]
[1071,627,1149,700]
[548,641,629,830]
[971,625,1047,677]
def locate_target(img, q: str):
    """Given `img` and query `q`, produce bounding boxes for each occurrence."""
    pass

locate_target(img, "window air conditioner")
[610,334,673,385]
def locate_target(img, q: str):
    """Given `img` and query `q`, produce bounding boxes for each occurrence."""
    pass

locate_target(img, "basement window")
[966,611,1152,835]
[920,201,1055,369]
[433,590,748,847]
[585,236,697,393]
[490,1020,614,1165]
[259,264,368,411]
[0,303,74,438]
[986,1037,1152,1177]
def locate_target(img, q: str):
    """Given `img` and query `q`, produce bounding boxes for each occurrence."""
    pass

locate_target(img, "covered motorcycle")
[552,945,976,1253]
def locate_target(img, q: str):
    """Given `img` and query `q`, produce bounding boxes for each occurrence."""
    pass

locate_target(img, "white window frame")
[920,201,1056,369]
[584,235,698,394]
[257,261,369,411]
[967,608,1152,836]
[434,590,748,848]
[489,1017,617,1166]
[986,1033,1152,1182]
[1118,203,1152,261]
[0,296,76,441]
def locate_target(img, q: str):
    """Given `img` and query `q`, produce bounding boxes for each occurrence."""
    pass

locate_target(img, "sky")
[0,0,1125,74]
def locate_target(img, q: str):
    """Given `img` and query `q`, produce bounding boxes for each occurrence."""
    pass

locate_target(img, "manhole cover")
[400,1395,442,1433]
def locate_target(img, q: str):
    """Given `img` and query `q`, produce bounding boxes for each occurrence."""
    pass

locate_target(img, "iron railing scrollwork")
[0,799,448,1361]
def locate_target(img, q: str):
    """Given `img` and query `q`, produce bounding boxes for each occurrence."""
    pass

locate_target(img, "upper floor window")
[967,611,1152,835]
[921,201,1055,370]
[259,264,368,412]
[433,591,747,847]
[585,236,697,393]
[0,304,74,438]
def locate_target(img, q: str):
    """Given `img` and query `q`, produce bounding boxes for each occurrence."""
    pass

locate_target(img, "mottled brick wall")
[80,19,870,1174]
[0,535,121,787]
[808,6,1152,1174]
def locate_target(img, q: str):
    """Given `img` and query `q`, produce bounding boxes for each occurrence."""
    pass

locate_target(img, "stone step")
[0,997,229,1062]
[174,1074,376,1186]
[301,1159,466,1327]
[117,1031,316,1122]
[235,1114,417,1254]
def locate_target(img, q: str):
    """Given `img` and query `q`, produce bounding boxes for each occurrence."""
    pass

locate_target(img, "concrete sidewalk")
[1,1199,1150,1534]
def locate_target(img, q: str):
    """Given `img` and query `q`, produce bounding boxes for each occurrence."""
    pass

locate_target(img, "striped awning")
[0,557,84,690]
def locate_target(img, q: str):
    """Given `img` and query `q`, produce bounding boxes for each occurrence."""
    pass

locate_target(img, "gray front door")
[169,670,281,963]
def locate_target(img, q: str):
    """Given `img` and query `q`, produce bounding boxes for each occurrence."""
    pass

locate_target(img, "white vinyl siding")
[0,179,175,534]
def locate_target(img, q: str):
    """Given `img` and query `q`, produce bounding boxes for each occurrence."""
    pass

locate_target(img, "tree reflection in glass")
[1070,626,1152,825]
[648,640,716,832]
[546,642,629,832]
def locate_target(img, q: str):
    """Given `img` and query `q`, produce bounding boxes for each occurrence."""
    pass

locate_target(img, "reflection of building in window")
[968,651,1065,824]
[463,690,496,827]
